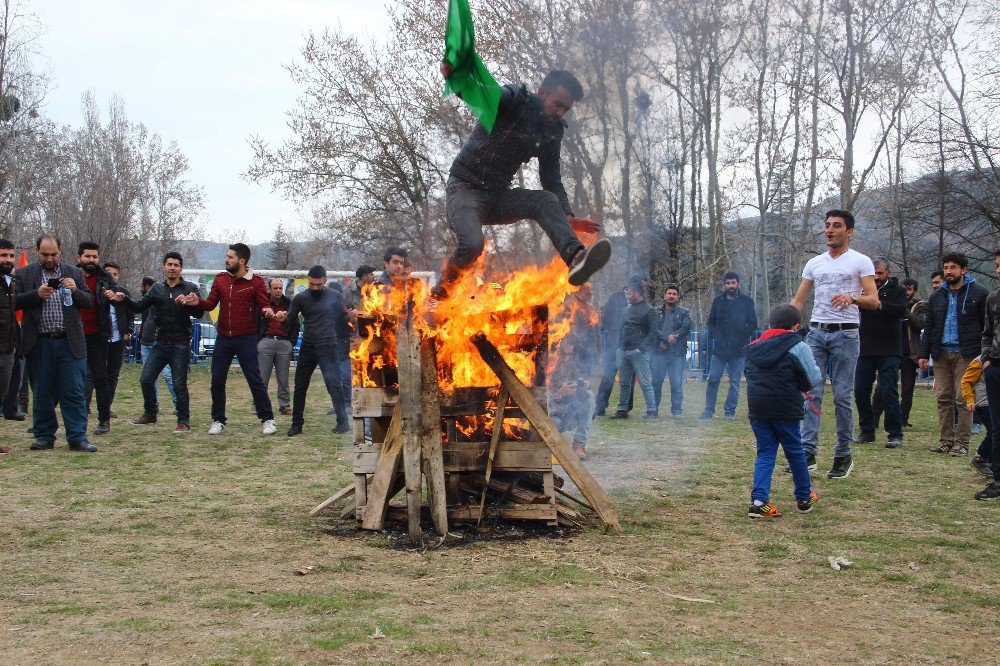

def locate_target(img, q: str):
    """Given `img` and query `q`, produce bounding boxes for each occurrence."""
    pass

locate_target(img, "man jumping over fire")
[435,0,611,300]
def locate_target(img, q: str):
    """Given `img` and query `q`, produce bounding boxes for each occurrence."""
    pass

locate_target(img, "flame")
[350,245,600,443]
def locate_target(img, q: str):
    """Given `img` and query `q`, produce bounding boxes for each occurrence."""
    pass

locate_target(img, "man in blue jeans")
[122,252,201,433]
[138,276,177,411]
[651,284,691,417]
[608,278,660,419]
[792,210,879,479]
[701,272,757,420]
[14,234,96,452]
[286,266,351,436]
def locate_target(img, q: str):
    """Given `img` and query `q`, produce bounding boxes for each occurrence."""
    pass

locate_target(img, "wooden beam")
[360,405,403,530]
[309,483,356,517]
[478,386,509,526]
[420,337,448,536]
[470,332,622,532]
[395,295,423,544]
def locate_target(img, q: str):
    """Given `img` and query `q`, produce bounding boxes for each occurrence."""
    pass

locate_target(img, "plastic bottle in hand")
[60,285,73,306]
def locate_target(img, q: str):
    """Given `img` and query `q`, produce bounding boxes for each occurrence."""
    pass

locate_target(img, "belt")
[810,322,859,331]
[262,335,289,340]
[155,338,190,345]
[38,331,66,339]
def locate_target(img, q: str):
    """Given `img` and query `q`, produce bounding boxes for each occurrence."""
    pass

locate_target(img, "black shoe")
[856,431,876,444]
[26,426,34,434]
[68,440,97,453]
[827,455,854,480]
[608,410,629,420]
[974,482,1000,501]
[332,422,352,434]
[785,453,817,473]
[30,440,54,451]
[5,411,26,421]
[885,435,904,449]
[643,410,658,419]
[594,409,606,417]
[287,424,303,437]
[568,238,612,286]
[970,456,994,478]
[95,421,111,435]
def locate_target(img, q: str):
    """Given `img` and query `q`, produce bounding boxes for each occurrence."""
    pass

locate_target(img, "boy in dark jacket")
[744,305,822,518]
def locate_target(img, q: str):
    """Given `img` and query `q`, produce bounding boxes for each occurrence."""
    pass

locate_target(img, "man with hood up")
[854,259,908,448]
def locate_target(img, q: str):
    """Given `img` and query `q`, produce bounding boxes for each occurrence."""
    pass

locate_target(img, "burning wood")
[311,255,620,542]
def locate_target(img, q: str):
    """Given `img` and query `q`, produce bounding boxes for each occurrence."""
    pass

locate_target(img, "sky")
[33,0,391,244]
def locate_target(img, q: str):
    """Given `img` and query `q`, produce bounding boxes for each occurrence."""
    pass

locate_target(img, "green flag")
[442,0,502,132]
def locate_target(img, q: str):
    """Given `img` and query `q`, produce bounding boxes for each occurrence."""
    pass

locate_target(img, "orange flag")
[15,250,26,323]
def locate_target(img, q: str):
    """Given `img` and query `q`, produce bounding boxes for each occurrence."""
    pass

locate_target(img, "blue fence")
[125,320,222,365]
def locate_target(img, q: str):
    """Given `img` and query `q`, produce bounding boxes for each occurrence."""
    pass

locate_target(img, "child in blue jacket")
[743,304,823,518]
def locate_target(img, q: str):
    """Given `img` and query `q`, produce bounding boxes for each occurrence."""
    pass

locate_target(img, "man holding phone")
[13,234,96,452]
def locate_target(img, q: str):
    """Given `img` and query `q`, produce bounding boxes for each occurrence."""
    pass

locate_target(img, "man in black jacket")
[701,272,758,420]
[855,259,909,448]
[595,285,628,416]
[122,252,202,433]
[652,284,692,417]
[435,67,611,298]
[919,252,990,456]
[609,278,660,419]
[257,278,298,416]
[91,261,132,420]
[0,239,18,443]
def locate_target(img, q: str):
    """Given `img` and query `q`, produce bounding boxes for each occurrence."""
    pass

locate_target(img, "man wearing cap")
[258,278,298,416]
[700,271,757,420]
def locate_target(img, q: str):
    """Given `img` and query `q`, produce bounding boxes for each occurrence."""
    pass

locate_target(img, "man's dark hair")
[163,251,183,267]
[665,283,681,295]
[356,264,377,278]
[542,70,585,101]
[103,261,120,273]
[328,281,344,293]
[941,252,968,269]
[825,209,856,230]
[384,247,407,263]
[36,234,60,249]
[229,243,251,264]
[307,265,326,279]
[995,248,1000,257]
[0,238,13,250]
[723,271,740,283]
[628,277,645,297]
[77,241,100,255]
[902,278,919,290]
[141,275,156,288]
[873,257,889,270]
[769,304,801,330]
[931,269,943,280]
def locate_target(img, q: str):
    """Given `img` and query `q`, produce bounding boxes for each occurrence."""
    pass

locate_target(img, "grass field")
[1,364,996,664]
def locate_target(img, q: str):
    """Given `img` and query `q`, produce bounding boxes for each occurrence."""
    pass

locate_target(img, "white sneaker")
[208,421,226,435]
[262,419,277,435]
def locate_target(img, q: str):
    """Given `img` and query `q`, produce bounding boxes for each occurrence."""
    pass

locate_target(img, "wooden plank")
[449,504,558,522]
[442,441,552,472]
[360,405,403,530]
[353,442,381,475]
[478,386,509,526]
[439,386,547,417]
[420,337,448,537]
[470,332,622,532]
[395,296,423,544]
[353,474,367,520]
[309,483,356,517]
[460,479,550,506]
[352,387,398,417]
[555,486,595,512]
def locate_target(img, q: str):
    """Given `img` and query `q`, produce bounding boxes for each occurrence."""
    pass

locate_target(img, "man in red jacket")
[182,243,279,435]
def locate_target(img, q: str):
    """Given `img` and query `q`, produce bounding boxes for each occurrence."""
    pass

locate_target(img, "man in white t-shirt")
[791,210,880,479]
